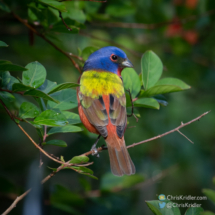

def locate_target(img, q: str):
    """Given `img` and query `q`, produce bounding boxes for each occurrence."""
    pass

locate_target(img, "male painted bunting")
[77,46,135,176]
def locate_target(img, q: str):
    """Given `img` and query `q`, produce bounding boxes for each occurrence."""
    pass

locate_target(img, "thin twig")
[12,12,82,74]
[126,89,138,122]
[59,11,73,31]
[0,98,68,165]
[126,89,134,117]
[17,124,66,165]
[0,88,24,95]
[92,9,215,29]
[127,111,210,149]
[177,130,194,144]
[2,189,31,215]
[0,99,14,121]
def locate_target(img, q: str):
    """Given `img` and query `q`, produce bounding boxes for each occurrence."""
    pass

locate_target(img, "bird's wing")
[78,91,108,137]
[109,94,127,138]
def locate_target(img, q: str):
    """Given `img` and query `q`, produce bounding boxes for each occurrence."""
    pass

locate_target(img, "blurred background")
[0,0,215,214]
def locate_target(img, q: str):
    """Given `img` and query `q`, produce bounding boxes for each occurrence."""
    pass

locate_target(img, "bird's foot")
[91,144,100,158]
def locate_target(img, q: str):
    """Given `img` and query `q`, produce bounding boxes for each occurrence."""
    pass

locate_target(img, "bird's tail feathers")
[106,137,135,176]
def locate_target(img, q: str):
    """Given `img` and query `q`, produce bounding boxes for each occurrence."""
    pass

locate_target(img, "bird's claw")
[91,145,100,158]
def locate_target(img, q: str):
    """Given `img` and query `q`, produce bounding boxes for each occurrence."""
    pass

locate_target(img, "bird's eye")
[111,55,118,61]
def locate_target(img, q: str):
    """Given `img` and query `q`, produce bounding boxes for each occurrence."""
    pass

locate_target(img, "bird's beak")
[121,59,134,68]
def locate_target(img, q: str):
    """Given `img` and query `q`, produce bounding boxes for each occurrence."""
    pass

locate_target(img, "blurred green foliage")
[0,0,215,214]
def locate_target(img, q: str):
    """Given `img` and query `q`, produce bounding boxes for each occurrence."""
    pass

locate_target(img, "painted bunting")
[77,46,135,176]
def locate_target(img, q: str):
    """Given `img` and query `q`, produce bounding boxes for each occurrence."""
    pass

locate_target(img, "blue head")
[83,46,133,75]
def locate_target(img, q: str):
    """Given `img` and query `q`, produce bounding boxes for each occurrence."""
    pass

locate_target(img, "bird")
[77,46,135,176]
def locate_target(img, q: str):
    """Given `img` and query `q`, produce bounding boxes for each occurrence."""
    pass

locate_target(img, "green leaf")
[47,166,57,171]
[12,83,33,92]
[39,0,67,12]
[0,41,8,47]
[0,60,27,72]
[133,98,160,109]
[122,68,141,98]
[37,79,57,94]
[81,173,98,180]
[60,156,65,162]
[0,72,19,91]
[38,79,57,93]
[141,51,163,90]
[185,207,204,215]
[139,78,191,98]
[101,173,144,191]
[43,139,67,147]
[202,189,215,205]
[47,89,77,110]
[65,7,86,23]
[81,46,98,61]
[24,89,59,103]
[0,2,10,13]
[23,62,46,88]
[0,71,11,88]
[0,91,15,102]
[72,166,93,175]
[146,200,181,215]
[70,156,89,164]
[25,120,42,129]
[61,111,81,124]
[19,102,40,119]
[47,125,82,135]
[48,82,79,95]
[64,165,97,179]
[145,201,162,215]
[34,109,68,127]
[7,77,19,91]
[28,8,38,21]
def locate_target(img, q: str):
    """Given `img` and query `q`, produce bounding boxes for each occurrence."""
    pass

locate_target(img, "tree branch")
[2,190,31,215]
[177,129,194,144]
[59,11,73,31]
[12,12,82,74]
[1,105,210,215]
[127,111,210,149]
[0,88,24,95]
[126,89,138,122]
[0,98,77,166]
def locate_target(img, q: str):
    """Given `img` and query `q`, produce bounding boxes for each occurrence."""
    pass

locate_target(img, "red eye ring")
[110,54,118,62]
